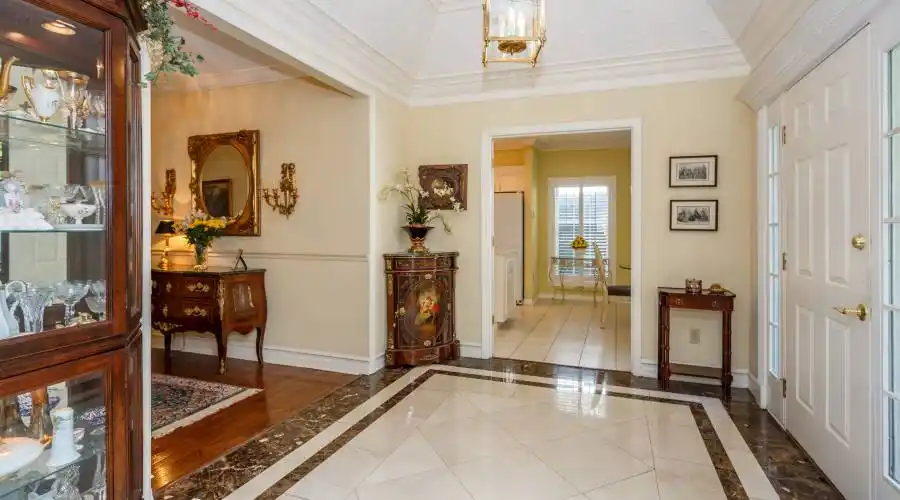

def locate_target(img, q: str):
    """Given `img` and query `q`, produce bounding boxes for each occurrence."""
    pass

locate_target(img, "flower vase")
[403,225,433,254]
[573,248,587,259]
[193,245,209,271]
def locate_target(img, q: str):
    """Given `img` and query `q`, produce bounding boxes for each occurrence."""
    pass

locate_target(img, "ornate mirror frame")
[188,130,261,236]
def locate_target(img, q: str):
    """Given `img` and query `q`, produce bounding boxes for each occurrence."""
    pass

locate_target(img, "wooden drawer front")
[150,275,174,297]
[666,294,732,311]
[180,277,217,298]
[388,256,456,272]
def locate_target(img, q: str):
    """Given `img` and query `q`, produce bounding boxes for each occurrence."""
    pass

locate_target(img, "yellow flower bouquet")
[177,210,227,269]
[571,235,588,250]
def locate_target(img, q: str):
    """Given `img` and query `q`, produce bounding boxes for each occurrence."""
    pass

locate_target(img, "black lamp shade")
[155,220,177,235]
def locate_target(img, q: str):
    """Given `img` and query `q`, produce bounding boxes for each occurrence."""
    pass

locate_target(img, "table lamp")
[155,220,176,270]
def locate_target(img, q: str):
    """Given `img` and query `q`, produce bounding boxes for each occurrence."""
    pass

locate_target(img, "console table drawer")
[664,294,732,311]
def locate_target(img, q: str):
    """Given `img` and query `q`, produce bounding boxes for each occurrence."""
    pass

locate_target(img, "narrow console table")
[151,267,268,374]
[657,287,736,394]
[384,252,460,367]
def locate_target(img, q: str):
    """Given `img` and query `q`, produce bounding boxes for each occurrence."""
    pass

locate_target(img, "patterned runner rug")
[151,373,262,438]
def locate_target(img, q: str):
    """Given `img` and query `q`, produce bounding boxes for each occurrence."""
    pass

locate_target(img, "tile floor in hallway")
[157,359,844,500]
[495,300,630,370]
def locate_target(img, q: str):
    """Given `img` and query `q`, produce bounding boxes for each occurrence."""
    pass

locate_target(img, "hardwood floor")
[150,349,357,492]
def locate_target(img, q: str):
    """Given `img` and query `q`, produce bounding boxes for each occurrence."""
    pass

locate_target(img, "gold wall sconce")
[262,162,298,218]
[151,169,176,218]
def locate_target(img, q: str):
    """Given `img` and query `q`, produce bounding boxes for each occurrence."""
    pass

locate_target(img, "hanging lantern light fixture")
[482,0,546,68]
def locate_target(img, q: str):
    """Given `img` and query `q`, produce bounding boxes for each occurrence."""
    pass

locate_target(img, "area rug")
[151,374,262,438]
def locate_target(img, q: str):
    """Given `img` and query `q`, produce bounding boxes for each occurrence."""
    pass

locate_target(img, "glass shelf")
[0,115,106,155]
[0,434,104,498]
[0,226,105,234]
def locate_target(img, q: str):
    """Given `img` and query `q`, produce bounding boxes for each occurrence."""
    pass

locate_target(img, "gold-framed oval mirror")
[188,130,261,236]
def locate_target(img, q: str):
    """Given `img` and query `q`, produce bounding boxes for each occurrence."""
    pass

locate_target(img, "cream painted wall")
[404,77,757,372]
[370,93,411,365]
[151,78,372,360]
[535,148,632,294]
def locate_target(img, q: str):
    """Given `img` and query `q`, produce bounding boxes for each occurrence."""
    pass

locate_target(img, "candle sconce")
[151,168,176,218]
[262,162,298,218]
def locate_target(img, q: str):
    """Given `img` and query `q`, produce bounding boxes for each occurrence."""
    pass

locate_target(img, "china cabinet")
[0,0,146,498]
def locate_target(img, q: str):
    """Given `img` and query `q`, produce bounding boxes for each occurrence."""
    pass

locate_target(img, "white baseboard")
[748,372,762,406]
[460,342,484,359]
[150,332,377,375]
[636,358,749,388]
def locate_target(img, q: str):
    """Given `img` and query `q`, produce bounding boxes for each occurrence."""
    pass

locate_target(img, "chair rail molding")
[738,0,886,110]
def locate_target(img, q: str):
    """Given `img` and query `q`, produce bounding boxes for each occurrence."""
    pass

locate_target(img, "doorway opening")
[480,120,642,374]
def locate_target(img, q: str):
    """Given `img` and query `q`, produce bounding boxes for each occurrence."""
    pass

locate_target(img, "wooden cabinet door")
[395,273,451,349]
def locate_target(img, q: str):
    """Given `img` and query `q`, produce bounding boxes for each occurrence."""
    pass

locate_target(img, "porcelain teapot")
[22,69,61,122]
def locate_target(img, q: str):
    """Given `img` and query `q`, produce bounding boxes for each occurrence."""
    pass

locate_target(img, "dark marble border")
[254,369,748,499]
[155,359,845,500]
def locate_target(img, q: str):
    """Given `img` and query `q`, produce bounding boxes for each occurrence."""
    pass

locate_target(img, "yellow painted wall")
[493,148,527,167]
[536,149,632,295]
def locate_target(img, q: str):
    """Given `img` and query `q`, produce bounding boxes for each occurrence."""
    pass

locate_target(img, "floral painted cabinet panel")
[384,252,460,367]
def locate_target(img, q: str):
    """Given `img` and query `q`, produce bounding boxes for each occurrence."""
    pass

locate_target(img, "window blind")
[552,182,611,276]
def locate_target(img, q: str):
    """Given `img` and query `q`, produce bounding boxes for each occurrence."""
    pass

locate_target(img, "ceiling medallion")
[482,0,546,68]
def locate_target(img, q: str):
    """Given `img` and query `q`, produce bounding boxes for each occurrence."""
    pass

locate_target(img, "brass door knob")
[833,304,869,321]
[851,234,866,250]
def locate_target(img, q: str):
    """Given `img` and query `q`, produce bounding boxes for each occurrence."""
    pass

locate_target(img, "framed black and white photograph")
[670,199,718,231]
[669,155,718,188]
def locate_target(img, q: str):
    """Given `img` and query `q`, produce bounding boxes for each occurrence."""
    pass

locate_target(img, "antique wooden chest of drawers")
[151,267,267,373]
[384,252,460,367]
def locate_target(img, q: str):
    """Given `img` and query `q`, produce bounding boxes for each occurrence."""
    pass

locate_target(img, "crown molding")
[190,0,411,101]
[408,45,749,106]
[152,66,295,92]
[738,0,886,110]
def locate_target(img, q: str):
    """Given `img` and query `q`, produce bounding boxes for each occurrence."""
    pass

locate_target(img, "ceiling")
[494,130,631,151]
[301,0,759,102]
[154,9,302,91]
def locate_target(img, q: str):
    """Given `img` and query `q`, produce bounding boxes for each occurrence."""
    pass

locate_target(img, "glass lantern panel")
[0,0,110,339]
[486,0,540,38]
[0,370,108,499]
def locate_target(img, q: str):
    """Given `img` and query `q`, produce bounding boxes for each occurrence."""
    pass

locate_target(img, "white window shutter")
[552,182,611,279]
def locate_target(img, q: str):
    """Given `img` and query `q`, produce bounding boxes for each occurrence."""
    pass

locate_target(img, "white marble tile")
[584,471,661,500]
[349,411,425,458]
[596,418,655,467]
[286,446,383,500]
[420,415,527,465]
[648,421,713,466]
[451,449,578,500]
[528,431,652,491]
[361,431,446,485]
[489,402,587,445]
[356,469,473,500]
[654,458,725,500]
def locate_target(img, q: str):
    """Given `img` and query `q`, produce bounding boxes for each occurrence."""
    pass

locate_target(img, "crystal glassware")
[20,284,53,333]
[5,280,26,330]
[89,279,106,301]
[54,281,90,326]
[85,296,105,321]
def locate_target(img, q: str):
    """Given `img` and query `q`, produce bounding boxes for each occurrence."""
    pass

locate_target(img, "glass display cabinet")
[0,0,145,498]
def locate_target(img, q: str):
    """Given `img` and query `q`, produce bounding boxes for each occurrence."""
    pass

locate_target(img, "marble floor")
[155,359,844,500]
[495,301,631,371]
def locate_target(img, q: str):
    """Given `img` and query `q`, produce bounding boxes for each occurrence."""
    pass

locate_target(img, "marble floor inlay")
[155,359,844,500]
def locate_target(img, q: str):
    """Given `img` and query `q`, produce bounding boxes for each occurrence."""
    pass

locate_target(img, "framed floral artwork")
[418,164,468,210]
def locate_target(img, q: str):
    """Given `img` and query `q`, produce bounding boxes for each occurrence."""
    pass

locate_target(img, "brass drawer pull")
[184,306,209,317]
[674,299,683,306]
[712,300,719,308]
[166,282,172,293]
[162,305,168,318]
[186,282,211,293]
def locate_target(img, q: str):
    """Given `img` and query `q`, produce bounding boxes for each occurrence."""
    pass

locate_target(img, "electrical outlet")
[689,329,701,345]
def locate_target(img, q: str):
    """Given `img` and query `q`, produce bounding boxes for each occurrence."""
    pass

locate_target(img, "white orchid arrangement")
[378,169,461,233]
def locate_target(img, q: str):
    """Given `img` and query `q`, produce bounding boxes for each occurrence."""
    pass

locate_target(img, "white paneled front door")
[783,28,872,500]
